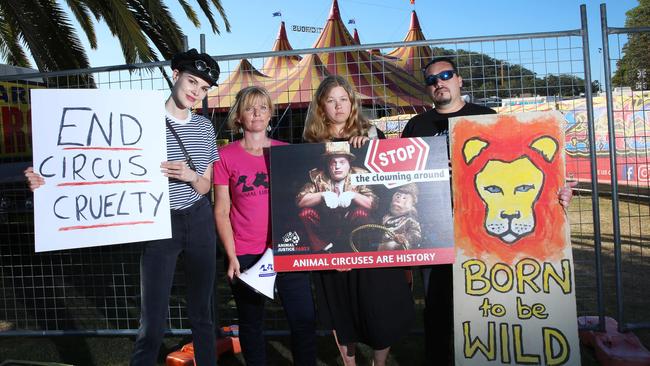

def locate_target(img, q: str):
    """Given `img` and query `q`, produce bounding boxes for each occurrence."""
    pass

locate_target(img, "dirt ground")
[0,332,611,365]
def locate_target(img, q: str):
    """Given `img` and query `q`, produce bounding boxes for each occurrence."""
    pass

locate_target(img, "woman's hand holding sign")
[348,135,369,148]
[227,255,241,282]
[24,167,44,192]
[160,160,199,183]
[161,160,212,195]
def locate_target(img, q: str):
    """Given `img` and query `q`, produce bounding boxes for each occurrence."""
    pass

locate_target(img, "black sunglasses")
[194,60,219,81]
[424,70,456,86]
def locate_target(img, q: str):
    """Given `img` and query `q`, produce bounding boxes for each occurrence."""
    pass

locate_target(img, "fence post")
[580,3,606,333]
[600,2,626,333]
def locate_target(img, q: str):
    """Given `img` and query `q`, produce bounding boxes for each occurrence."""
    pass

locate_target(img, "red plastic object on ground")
[165,350,194,366]
[578,316,650,366]
[165,326,241,366]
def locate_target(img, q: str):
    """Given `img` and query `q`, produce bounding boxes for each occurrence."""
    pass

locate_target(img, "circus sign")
[290,24,323,33]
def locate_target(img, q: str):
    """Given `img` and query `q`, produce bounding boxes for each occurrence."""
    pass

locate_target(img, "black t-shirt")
[401,103,496,138]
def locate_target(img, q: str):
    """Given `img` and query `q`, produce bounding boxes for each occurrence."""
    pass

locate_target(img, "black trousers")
[231,254,317,366]
[130,197,217,366]
[424,264,454,366]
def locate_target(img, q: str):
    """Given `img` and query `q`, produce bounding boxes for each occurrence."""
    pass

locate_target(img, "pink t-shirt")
[213,139,287,255]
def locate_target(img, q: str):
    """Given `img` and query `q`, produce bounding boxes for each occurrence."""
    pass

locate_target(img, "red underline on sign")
[57,180,150,187]
[62,147,143,151]
[58,220,155,231]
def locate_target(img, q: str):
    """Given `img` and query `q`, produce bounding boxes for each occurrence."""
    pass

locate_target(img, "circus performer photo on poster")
[270,136,455,272]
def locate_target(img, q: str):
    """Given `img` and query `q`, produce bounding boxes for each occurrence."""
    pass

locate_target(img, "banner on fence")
[450,111,580,365]
[31,89,170,252]
[496,92,650,187]
[270,137,454,271]
[0,81,42,157]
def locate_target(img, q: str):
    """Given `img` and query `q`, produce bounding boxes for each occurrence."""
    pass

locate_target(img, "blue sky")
[71,0,638,80]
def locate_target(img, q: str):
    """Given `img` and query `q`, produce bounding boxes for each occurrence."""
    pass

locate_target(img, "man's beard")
[433,88,452,106]
[433,94,452,106]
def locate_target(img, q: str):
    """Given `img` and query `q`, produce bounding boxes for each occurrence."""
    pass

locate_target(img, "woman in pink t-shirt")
[213,86,316,366]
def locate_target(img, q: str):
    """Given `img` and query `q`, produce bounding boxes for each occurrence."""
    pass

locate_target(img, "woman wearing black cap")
[25,48,222,366]
[130,48,221,366]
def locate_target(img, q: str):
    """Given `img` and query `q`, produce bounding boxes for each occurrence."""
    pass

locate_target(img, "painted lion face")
[474,157,543,243]
[463,136,558,245]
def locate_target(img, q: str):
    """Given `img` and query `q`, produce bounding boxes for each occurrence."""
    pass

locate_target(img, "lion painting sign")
[450,111,580,365]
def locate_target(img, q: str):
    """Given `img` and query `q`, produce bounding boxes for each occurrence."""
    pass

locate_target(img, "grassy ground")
[569,194,650,348]
[1,193,649,365]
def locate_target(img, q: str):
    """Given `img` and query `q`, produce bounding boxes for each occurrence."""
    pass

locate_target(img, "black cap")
[171,48,220,86]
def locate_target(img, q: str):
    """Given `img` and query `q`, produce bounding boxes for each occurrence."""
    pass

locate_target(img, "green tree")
[431,47,588,98]
[612,0,650,89]
[0,0,230,72]
[542,74,588,97]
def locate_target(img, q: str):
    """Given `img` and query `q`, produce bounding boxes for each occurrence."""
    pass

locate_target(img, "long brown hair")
[303,75,371,142]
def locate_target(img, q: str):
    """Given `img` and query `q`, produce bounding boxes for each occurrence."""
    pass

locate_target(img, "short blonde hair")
[303,75,371,142]
[226,86,274,131]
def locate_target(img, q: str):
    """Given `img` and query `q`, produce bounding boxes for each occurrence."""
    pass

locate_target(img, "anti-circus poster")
[30,89,170,252]
[450,111,580,365]
[270,137,454,272]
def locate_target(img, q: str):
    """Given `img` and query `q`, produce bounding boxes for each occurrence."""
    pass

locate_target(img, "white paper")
[31,89,170,252]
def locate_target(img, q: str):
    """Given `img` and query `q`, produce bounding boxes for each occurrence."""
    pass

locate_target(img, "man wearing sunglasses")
[401,56,495,366]
[402,56,495,138]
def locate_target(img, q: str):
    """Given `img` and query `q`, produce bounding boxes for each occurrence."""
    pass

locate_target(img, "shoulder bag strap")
[166,119,197,171]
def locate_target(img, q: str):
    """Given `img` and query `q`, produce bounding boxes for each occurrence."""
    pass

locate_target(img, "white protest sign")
[450,112,580,365]
[31,89,170,252]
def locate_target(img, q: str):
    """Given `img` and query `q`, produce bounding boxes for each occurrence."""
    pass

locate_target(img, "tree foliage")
[0,0,230,72]
[432,47,593,98]
[612,0,650,89]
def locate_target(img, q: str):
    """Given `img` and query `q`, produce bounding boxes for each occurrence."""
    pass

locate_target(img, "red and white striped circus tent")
[266,53,331,108]
[384,11,433,84]
[262,21,301,79]
[202,0,431,114]
[352,28,361,45]
[353,28,382,56]
[312,0,430,112]
[205,59,272,110]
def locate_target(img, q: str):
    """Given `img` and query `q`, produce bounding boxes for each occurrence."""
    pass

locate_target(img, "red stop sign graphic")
[364,137,429,173]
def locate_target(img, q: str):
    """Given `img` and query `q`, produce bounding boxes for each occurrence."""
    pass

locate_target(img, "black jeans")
[232,254,317,366]
[423,264,454,366]
[130,197,217,366]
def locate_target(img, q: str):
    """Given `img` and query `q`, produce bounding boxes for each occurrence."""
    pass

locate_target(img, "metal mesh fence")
[600,14,650,333]
[0,20,623,337]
